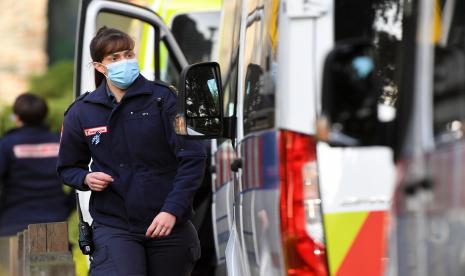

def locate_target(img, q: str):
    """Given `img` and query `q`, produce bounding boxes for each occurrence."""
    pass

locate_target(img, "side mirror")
[175,62,223,138]
[318,40,384,146]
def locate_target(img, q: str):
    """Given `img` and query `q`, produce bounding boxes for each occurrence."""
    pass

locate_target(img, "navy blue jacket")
[0,125,73,236]
[57,75,206,233]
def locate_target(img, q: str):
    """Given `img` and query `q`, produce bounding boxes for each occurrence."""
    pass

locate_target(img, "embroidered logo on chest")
[84,126,108,137]
[92,131,102,145]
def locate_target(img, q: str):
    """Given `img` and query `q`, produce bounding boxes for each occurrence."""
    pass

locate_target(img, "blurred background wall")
[0,0,157,103]
[0,0,48,105]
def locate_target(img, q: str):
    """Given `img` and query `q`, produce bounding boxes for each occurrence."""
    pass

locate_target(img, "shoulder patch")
[168,85,179,96]
[64,92,90,115]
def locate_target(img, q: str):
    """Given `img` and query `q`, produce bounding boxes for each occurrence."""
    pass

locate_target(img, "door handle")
[403,177,434,196]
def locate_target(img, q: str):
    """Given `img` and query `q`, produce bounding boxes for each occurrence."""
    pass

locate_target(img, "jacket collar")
[6,124,50,135]
[84,74,152,106]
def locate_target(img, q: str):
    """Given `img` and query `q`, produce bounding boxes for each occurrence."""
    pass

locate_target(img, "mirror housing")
[175,62,224,139]
[318,40,387,147]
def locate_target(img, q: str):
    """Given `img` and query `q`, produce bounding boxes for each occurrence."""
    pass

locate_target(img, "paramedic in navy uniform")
[57,26,206,276]
[0,93,74,236]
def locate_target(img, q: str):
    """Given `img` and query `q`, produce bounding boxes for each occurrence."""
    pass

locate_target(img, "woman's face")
[94,49,136,75]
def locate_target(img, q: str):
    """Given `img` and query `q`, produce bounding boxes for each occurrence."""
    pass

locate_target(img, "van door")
[233,1,282,275]
[74,0,188,223]
[211,0,243,272]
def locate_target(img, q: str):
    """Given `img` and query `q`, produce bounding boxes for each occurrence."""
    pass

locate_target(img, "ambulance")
[174,0,402,275]
[385,0,465,275]
[317,0,465,275]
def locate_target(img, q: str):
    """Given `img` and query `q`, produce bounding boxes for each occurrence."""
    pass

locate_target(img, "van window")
[433,0,465,143]
[218,0,243,119]
[215,0,243,146]
[171,12,221,64]
[242,0,278,136]
[166,11,220,86]
[159,42,181,86]
[335,0,403,107]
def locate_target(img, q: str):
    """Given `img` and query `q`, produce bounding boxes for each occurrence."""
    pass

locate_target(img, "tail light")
[279,130,328,276]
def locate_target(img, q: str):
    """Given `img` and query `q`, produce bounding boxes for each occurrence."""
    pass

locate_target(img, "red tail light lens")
[279,130,328,276]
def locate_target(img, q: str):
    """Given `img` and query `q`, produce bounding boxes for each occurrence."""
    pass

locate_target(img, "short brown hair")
[90,26,135,87]
[13,93,48,125]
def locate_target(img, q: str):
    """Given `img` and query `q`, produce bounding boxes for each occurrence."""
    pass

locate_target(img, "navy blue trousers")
[89,221,201,276]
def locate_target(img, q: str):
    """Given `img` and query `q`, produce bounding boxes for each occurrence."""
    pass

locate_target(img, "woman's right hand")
[84,172,114,191]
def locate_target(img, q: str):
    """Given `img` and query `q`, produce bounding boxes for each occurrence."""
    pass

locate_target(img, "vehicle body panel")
[239,131,282,275]
[213,0,399,275]
[212,141,236,262]
[318,144,395,275]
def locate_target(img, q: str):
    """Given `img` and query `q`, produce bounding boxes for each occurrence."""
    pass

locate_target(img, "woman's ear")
[93,62,107,76]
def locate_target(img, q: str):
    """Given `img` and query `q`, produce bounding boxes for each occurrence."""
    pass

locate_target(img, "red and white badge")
[84,126,108,136]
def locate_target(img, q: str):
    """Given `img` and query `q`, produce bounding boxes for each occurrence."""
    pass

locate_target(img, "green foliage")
[29,61,74,99]
[29,60,74,133]
[0,105,15,136]
[45,95,74,133]
[0,60,75,136]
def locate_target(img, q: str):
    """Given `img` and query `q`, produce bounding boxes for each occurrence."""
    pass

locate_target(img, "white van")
[319,0,465,275]
[385,0,465,275]
[176,0,402,275]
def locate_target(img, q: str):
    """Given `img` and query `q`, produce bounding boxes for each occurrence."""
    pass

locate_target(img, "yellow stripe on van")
[324,212,368,276]
[269,0,279,55]
[432,0,441,43]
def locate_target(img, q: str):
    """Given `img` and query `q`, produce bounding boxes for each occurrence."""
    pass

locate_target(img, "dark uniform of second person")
[57,26,206,275]
[0,93,74,236]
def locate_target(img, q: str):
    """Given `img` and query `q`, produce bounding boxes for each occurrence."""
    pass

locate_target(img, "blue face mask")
[105,59,140,89]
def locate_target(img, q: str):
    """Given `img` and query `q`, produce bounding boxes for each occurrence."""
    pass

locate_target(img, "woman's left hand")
[145,212,176,238]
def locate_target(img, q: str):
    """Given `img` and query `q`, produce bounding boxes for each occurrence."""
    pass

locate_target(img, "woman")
[57,26,206,275]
